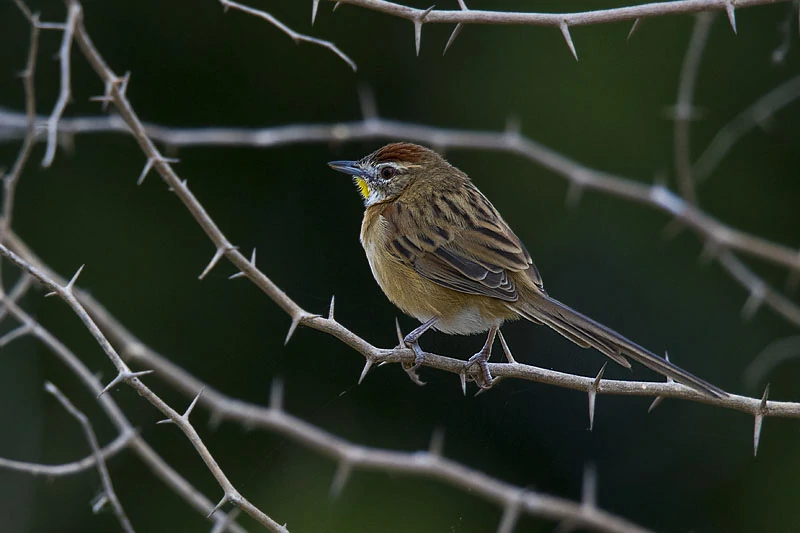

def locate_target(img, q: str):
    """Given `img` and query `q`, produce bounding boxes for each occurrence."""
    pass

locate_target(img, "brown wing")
[382,184,542,302]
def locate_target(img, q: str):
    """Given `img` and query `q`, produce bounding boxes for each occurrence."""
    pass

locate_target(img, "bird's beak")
[328,160,369,179]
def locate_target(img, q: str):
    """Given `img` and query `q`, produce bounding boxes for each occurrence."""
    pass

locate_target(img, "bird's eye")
[380,166,396,179]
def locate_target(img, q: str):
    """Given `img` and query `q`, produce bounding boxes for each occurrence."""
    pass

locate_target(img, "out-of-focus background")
[0,1,799,532]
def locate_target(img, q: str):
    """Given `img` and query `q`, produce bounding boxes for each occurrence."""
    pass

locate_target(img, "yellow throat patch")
[355,177,370,200]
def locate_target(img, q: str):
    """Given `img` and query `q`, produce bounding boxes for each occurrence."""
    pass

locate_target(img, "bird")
[328,142,726,398]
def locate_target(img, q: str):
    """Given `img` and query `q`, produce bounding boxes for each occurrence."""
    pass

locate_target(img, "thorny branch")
[320,0,789,55]
[0,240,286,531]
[12,0,793,417]
[0,293,248,533]
[1,0,798,530]
[43,381,135,533]
[672,12,714,206]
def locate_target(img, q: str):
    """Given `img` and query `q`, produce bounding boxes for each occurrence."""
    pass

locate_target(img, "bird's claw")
[398,335,427,385]
[464,352,494,389]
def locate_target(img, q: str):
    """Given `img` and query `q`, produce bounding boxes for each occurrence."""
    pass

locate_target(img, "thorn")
[65,264,85,293]
[754,384,769,456]
[311,0,320,25]
[330,460,352,498]
[497,330,516,364]
[459,369,467,396]
[208,494,229,518]
[89,72,130,112]
[648,396,664,412]
[497,501,520,533]
[443,23,463,55]
[138,158,154,186]
[230,248,256,279]
[395,317,404,345]
[182,387,205,421]
[413,22,422,56]
[663,352,675,382]
[725,2,737,34]
[627,18,642,40]
[44,291,58,298]
[270,378,284,412]
[358,358,374,384]
[414,5,435,56]
[741,283,766,321]
[588,363,607,431]
[581,463,597,508]
[559,22,578,61]
[332,2,341,11]
[328,295,336,321]
[91,493,108,514]
[98,369,154,398]
[456,0,468,9]
[285,315,303,345]
[199,246,228,280]
[138,156,179,186]
[428,427,445,456]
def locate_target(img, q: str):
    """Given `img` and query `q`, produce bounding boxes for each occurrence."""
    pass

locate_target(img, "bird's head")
[328,143,443,206]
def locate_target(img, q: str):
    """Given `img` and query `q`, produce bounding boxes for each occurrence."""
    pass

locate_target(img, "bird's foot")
[395,317,437,373]
[463,327,499,391]
[402,336,427,373]
[464,351,494,390]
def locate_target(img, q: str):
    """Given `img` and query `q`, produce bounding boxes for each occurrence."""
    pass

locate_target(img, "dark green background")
[1,1,799,532]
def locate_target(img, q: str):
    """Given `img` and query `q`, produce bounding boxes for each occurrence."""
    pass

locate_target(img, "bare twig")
[41,2,80,167]
[0,430,133,477]
[672,12,714,205]
[743,335,800,391]
[220,0,356,71]
[44,381,135,533]
[1,2,40,247]
[694,75,800,183]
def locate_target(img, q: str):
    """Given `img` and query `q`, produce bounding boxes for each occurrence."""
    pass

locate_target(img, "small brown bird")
[329,142,725,398]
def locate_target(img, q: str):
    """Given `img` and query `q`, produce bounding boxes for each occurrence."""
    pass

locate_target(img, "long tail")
[510,293,726,398]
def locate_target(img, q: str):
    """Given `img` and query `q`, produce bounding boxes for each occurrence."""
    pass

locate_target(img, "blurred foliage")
[0,1,799,532]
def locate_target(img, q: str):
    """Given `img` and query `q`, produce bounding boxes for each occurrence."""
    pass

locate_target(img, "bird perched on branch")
[329,142,725,398]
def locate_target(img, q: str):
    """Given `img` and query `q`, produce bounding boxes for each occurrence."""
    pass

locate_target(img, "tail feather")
[510,294,726,398]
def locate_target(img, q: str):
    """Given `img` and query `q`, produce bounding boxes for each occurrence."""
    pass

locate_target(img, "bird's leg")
[465,326,498,389]
[400,316,439,371]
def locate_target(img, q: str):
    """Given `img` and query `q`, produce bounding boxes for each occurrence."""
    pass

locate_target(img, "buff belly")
[362,228,518,335]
